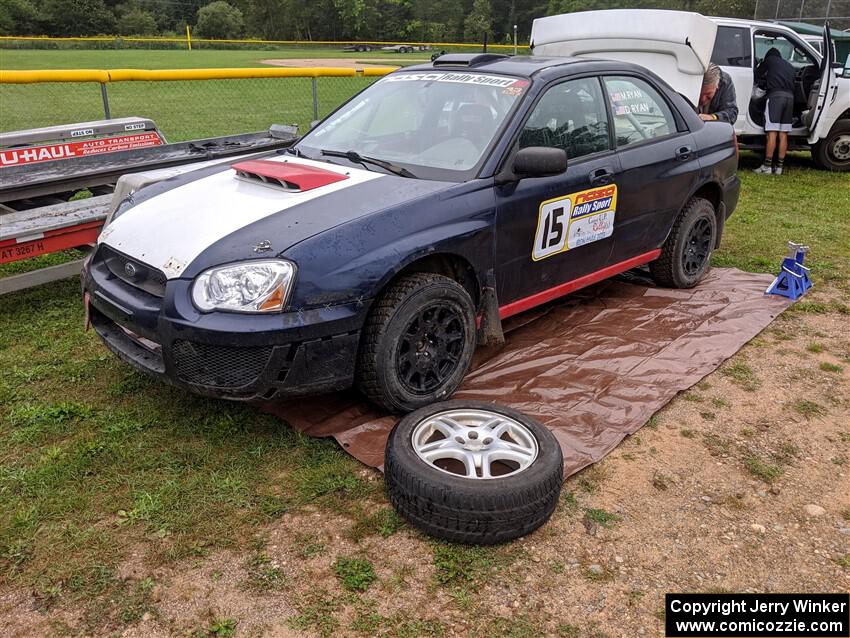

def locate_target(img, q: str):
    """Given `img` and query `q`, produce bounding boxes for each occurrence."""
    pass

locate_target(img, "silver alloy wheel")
[831,133,850,161]
[411,408,539,479]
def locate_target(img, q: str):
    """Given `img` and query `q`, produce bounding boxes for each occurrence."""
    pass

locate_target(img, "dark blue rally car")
[83,53,740,413]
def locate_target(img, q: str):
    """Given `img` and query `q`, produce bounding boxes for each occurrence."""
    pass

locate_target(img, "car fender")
[283,185,497,311]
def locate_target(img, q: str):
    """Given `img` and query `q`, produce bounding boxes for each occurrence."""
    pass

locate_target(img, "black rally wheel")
[650,197,717,289]
[385,401,563,545]
[356,273,476,413]
[812,118,850,172]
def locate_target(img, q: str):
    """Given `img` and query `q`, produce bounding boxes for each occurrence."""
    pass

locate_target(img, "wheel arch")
[383,251,483,308]
[689,181,725,249]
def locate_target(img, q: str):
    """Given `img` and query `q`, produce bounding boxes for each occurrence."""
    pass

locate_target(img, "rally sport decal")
[531,185,617,261]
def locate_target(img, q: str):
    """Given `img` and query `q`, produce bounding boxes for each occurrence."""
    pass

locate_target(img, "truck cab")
[709,17,849,169]
[530,10,850,170]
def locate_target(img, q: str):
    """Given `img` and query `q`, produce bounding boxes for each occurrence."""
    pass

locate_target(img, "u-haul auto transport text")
[0,133,162,167]
[670,597,847,616]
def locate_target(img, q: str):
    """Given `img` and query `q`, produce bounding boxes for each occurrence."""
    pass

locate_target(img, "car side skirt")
[498,249,662,320]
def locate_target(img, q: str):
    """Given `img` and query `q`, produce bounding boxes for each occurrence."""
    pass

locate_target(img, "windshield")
[297,71,529,180]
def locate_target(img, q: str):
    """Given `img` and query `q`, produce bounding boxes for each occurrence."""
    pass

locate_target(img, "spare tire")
[384,401,563,545]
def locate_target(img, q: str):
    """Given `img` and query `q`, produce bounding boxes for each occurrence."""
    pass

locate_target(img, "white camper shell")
[531,10,850,171]
[531,10,717,106]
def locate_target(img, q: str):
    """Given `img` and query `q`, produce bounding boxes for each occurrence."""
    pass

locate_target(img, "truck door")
[807,23,840,144]
[494,76,621,310]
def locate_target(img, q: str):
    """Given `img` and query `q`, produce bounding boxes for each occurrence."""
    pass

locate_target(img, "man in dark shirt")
[754,47,797,175]
[698,63,739,124]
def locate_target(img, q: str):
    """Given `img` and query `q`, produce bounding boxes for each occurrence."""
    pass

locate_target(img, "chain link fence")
[754,0,850,29]
[0,73,383,141]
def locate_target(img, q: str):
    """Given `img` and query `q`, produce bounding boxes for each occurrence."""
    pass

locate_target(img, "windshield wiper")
[320,149,416,178]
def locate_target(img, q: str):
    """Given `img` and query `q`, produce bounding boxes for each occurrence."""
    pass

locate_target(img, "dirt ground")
[261,58,414,69]
[3,282,848,638]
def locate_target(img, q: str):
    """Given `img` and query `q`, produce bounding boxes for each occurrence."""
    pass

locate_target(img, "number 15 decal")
[531,185,617,261]
[532,197,571,260]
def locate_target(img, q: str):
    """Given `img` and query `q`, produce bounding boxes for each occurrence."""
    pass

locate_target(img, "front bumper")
[83,246,370,401]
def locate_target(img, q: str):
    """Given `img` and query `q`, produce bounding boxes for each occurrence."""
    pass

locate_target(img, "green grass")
[333,556,377,592]
[0,47,423,69]
[0,73,376,140]
[0,48,418,139]
[720,361,761,391]
[583,508,621,528]
[743,455,784,483]
[792,399,827,418]
[712,152,850,283]
[0,279,382,630]
[820,361,843,373]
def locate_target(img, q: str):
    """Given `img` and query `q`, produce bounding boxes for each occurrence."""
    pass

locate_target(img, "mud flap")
[477,271,505,348]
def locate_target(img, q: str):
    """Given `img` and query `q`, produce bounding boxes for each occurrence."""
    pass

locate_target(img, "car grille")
[172,340,273,388]
[100,245,167,297]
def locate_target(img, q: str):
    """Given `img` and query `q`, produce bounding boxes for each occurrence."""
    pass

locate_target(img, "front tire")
[650,197,717,288]
[385,401,563,544]
[811,119,850,171]
[356,273,476,413]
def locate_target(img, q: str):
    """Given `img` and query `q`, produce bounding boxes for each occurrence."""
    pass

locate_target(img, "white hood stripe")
[99,157,383,278]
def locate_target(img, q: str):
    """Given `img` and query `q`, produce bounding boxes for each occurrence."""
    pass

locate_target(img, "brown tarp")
[263,268,791,477]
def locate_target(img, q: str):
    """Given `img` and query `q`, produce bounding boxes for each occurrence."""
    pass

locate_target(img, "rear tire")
[356,273,476,413]
[650,197,717,288]
[811,118,850,171]
[385,401,563,544]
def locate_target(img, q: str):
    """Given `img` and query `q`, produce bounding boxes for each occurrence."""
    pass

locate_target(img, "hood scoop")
[232,159,349,192]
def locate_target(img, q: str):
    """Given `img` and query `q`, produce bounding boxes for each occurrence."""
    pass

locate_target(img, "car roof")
[402,54,652,80]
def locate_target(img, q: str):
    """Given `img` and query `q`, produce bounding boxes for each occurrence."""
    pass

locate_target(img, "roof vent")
[231,159,348,192]
[432,53,509,67]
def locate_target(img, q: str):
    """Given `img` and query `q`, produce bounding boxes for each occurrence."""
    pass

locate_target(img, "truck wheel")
[357,273,476,413]
[811,119,850,171]
[650,197,716,289]
[385,401,563,544]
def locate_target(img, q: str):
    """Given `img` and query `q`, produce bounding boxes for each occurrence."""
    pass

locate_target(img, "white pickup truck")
[531,10,850,171]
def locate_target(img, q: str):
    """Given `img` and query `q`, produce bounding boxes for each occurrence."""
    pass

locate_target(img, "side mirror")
[513,146,567,177]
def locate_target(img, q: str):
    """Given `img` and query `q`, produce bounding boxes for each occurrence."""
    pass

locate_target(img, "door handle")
[676,145,693,161]
[588,167,614,186]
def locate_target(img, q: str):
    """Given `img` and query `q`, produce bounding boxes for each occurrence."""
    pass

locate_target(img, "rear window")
[603,76,677,147]
[711,26,752,68]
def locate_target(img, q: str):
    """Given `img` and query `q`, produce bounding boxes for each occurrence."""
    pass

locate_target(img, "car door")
[808,23,840,144]
[600,75,701,263]
[494,76,620,310]
[711,24,754,135]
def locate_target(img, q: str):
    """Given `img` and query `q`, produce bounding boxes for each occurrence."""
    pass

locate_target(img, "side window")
[754,33,816,69]
[518,77,610,159]
[603,76,677,147]
[711,26,752,68]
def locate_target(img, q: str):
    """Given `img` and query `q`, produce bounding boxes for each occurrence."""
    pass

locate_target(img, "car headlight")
[191,260,296,313]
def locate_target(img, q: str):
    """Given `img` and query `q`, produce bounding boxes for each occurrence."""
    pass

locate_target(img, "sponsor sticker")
[70,128,95,137]
[0,132,162,168]
[532,184,617,261]
[382,72,523,88]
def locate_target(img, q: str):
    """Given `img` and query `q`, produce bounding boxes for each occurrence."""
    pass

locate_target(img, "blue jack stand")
[765,242,812,300]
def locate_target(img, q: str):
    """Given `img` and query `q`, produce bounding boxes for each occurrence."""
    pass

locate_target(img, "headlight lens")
[191,260,296,313]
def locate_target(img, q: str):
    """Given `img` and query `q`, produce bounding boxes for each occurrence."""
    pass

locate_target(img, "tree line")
[0,0,755,42]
